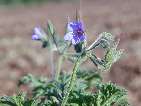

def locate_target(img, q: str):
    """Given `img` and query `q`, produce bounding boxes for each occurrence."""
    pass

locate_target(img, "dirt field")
[0,0,141,105]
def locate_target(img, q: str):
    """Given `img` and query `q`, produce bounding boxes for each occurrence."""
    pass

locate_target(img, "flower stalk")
[50,50,55,79]
[55,55,64,81]
[61,54,87,106]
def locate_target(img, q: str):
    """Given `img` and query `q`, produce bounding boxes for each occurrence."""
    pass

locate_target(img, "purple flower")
[32,27,46,40]
[64,21,86,45]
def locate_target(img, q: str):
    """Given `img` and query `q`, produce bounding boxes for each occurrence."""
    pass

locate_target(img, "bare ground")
[0,0,141,105]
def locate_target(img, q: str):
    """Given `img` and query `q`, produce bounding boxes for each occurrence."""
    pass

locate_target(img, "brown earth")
[0,0,141,105]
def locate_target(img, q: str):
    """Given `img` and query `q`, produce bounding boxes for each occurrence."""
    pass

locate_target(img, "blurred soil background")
[0,0,141,105]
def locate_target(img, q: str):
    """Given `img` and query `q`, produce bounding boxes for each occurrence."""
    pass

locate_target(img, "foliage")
[0,0,75,5]
[0,93,38,106]
[0,12,129,106]
[0,72,129,106]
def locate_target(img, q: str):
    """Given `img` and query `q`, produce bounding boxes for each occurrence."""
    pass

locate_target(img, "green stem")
[61,56,82,106]
[55,55,64,81]
[50,50,55,79]
[55,42,71,81]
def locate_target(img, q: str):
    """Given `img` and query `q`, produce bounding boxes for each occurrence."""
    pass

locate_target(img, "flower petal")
[34,27,42,36]
[67,22,74,32]
[71,35,86,45]
[32,27,47,41]
[71,35,80,45]
[69,21,84,31]
[80,35,87,41]
[64,21,86,45]
[64,32,73,41]
[32,34,40,40]
[71,38,79,45]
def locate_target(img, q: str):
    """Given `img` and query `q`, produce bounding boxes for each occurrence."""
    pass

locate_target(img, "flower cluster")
[64,21,86,45]
[32,21,86,46]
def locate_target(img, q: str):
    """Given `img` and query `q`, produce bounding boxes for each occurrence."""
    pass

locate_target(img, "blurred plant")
[0,0,77,5]
[0,11,129,106]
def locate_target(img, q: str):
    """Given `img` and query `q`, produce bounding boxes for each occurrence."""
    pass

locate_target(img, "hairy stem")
[50,51,55,79]
[61,56,82,106]
[55,55,64,81]
[55,42,71,81]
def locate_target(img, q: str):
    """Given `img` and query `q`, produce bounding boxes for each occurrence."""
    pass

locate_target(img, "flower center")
[74,28,84,36]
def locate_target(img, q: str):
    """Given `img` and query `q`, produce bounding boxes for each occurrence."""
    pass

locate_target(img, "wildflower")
[64,21,86,45]
[32,27,46,40]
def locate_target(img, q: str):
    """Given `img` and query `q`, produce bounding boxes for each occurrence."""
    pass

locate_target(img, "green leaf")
[88,37,123,71]
[99,47,123,71]
[77,69,102,89]
[47,20,55,36]
[0,93,39,106]
[94,82,129,106]
[0,96,16,106]
[18,74,48,88]
[87,32,114,51]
